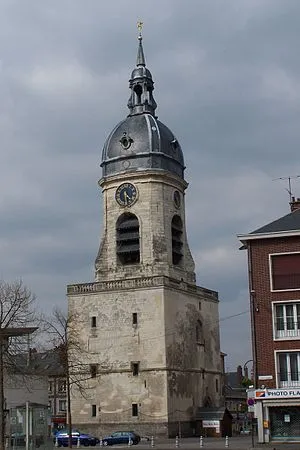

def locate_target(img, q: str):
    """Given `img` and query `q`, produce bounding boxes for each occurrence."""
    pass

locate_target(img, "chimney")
[290,196,300,212]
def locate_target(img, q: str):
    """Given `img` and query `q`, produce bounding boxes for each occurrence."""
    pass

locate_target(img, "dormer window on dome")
[119,132,134,150]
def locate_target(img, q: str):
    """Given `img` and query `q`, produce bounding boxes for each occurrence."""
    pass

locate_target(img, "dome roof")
[100,32,185,180]
[101,114,184,178]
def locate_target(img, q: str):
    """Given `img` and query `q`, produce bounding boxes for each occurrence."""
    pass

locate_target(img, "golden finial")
[137,20,143,38]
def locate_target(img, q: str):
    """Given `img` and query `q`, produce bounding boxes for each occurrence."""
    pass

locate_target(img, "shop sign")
[255,389,300,399]
[202,420,220,428]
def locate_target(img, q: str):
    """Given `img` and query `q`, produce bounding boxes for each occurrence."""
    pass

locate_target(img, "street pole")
[25,402,29,450]
[0,338,5,450]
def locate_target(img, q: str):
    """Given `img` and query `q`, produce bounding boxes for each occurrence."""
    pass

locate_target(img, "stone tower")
[67,31,222,437]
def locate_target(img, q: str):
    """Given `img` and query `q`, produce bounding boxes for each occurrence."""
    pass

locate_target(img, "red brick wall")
[248,237,300,388]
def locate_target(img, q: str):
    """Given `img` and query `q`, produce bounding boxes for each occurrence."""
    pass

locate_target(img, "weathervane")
[273,175,300,202]
[137,20,143,38]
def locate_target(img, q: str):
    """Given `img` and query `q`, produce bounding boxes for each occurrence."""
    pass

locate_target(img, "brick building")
[238,197,300,443]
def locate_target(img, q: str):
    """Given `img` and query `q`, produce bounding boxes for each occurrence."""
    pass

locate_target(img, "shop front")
[51,416,67,435]
[252,388,300,443]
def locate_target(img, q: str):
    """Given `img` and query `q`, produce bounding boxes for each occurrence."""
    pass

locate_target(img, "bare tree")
[43,308,98,448]
[0,280,38,450]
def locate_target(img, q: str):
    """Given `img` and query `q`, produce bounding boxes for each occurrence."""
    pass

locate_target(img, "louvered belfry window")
[172,215,183,265]
[271,253,300,290]
[116,213,140,265]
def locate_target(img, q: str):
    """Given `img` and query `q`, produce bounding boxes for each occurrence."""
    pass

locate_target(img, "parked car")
[102,431,140,446]
[54,429,100,447]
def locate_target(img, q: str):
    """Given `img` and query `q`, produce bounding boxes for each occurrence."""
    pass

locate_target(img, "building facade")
[67,32,222,437]
[239,197,300,443]
[5,349,67,436]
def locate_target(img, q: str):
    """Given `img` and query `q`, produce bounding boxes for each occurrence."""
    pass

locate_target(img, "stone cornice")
[99,170,188,191]
[67,275,218,301]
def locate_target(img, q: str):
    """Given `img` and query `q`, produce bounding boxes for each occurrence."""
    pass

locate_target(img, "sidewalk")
[47,436,300,450]
[139,436,300,450]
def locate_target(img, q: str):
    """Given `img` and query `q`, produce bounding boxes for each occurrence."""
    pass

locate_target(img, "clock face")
[115,183,138,207]
[173,190,181,209]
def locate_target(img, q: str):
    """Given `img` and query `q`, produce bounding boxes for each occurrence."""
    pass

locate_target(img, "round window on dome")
[120,132,133,150]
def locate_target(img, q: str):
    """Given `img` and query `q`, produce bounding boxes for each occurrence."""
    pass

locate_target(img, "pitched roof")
[9,349,65,376]
[251,208,300,235]
[238,208,300,245]
[196,407,232,420]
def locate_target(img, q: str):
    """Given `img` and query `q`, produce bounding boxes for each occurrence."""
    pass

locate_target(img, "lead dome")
[101,33,185,179]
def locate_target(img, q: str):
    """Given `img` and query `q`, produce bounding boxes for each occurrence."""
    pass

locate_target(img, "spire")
[136,22,146,67]
[127,22,157,117]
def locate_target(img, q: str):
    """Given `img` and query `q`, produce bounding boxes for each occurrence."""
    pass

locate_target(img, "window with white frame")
[274,303,300,338]
[277,352,300,387]
[58,400,67,412]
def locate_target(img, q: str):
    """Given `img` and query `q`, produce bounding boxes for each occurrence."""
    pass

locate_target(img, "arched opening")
[171,215,183,265]
[116,213,140,265]
[134,84,142,104]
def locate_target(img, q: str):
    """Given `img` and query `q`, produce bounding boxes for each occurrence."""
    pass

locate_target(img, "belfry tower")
[67,30,222,437]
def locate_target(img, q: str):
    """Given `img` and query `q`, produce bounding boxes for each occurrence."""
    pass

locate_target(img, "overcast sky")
[1,0,300,372]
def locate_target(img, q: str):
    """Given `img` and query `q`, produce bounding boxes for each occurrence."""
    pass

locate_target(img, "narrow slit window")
[132,313,138,326]
[90,364,98,378]
[132,403,138,417]
[92,404,97,417]
[196,320,204,344]
[132,362,139,376]
[91,316,97,328]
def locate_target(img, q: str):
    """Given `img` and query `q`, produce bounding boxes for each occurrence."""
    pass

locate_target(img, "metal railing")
[278,372,300,387]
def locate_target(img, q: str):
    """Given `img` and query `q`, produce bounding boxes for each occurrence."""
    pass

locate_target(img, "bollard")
[225,435,229,448]
[5,437,9,449]
[128,436,132,447]
[200,436,203,448]
[175,435,179,448]
[99,438,103,447]
[151,436,155,447]
[55,437,59,448]
[77,437,80,448]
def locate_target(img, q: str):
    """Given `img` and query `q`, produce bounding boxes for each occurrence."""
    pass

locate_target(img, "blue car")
[54,429,100,447]
[102,431,140,446]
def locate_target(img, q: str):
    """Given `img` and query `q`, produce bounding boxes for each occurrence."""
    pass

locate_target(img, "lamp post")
[243,360,253,382]
[243,359,254,448]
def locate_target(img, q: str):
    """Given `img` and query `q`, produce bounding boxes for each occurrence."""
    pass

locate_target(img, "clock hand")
[124,191,131,204]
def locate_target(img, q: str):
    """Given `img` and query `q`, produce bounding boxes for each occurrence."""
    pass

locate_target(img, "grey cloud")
[1,0,300,367]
